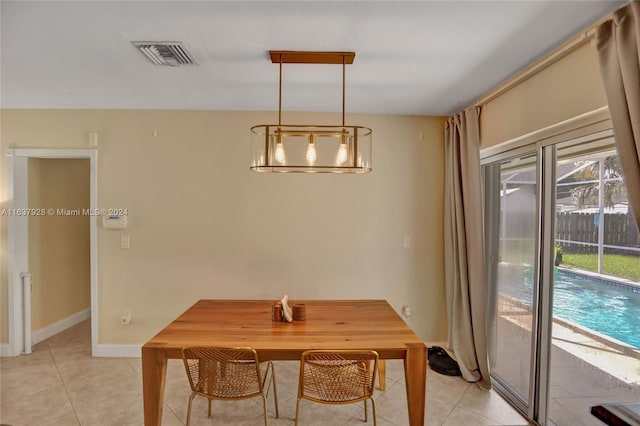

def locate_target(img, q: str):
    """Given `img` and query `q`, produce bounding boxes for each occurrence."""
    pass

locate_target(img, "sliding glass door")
[483,129,640,425]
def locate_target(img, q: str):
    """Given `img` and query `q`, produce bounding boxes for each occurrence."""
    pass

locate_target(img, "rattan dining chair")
[295,349,379,426]
[181,346,279,426]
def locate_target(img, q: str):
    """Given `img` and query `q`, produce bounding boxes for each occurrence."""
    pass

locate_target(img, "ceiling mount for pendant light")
[250,51,372,173]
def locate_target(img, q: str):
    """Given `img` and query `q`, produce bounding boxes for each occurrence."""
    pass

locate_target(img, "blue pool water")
[552,270,640,348]
[502,268,640,348]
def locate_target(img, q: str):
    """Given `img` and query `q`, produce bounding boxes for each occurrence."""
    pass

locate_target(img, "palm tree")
[570,156,627,209]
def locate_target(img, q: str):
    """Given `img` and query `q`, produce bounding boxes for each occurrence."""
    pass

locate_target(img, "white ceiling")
[0,1,627,116]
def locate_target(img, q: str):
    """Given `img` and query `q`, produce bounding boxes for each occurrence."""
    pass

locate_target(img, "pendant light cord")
[278,54,283,128]
[342,55,346,128]
[278,53,347,128]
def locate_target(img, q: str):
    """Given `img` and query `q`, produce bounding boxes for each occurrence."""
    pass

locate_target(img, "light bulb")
[306,143,317,163]
[336,139,348,164]
[306,135,317,163]
[274,137,285,163]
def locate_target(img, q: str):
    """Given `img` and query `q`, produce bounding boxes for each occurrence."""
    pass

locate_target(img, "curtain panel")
[444,106,491,389]
[596,1,640,229]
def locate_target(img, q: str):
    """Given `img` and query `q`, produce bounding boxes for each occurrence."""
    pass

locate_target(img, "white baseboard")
[93,344,141,358]
[1,341,141,358]
[32,308,91,345]
[3,309,141,358]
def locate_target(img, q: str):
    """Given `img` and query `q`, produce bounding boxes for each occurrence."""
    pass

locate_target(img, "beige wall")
[28,158,90,332]
[1,109,448,344]
[481,43,607,148]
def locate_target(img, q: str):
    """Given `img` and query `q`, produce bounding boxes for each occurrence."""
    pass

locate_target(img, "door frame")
[5,148,98,356]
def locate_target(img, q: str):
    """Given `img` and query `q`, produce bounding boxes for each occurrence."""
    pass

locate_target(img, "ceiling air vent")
[132,41,197,66]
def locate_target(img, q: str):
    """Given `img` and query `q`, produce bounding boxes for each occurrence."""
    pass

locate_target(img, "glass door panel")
[485,151,538,409]
[548,140,640,425]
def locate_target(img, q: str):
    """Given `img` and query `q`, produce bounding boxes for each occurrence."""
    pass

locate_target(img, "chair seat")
[296,350,379,425]
[182,346,279,426]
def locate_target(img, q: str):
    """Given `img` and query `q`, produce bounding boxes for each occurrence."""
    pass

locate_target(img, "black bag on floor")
[428,346,461,376]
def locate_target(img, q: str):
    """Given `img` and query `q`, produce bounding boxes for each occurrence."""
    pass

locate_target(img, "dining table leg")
[378,359,386,391]
[404,342,427,425]
[142,346,167,426]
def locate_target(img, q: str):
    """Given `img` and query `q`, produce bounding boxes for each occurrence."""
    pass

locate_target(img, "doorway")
[6,149,98,357]
[28,158,91,344]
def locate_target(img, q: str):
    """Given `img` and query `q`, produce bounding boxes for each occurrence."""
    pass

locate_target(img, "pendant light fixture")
[250,51,372,173]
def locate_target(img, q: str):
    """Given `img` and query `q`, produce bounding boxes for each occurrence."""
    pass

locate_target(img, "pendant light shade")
[250,51,372,173]
[251,125,372,173]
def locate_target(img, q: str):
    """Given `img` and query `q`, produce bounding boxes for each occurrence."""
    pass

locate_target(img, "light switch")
[121,235,130,249]
[403,236,411,248]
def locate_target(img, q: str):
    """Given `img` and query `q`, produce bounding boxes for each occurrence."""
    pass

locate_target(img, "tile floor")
[0,320,528,426]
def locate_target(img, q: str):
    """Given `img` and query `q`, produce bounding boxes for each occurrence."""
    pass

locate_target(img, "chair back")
[182,346,264,399]
[299,350,378,403]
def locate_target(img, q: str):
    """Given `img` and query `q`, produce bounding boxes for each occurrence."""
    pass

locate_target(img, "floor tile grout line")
[125,357,143,377]
[439,395,458,426]
[167,404,186,426]
[47,338,82,426]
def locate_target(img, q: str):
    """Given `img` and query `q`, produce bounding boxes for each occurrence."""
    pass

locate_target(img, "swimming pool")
[552,270,640,348]
[500,267,640,348]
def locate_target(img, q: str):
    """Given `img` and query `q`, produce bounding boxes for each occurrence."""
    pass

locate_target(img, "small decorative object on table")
[293,304,306,321]
[272,301,282,322]
[280,295,293,322]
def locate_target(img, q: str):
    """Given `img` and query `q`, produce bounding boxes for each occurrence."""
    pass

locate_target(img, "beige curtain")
[596,1,640,229]
[444,106,490,389]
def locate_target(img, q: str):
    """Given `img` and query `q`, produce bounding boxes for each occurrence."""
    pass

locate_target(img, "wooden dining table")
[142,299,427,425]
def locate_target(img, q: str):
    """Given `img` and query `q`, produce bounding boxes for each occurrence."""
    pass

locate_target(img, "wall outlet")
[402,305,411,318]
[121,235,130,249]
[121,308,132,325]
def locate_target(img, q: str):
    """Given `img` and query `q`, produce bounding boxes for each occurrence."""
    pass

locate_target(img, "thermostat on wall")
[102,215,127,229]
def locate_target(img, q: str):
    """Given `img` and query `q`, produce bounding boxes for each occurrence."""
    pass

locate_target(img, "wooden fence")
[556,212,640,254]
